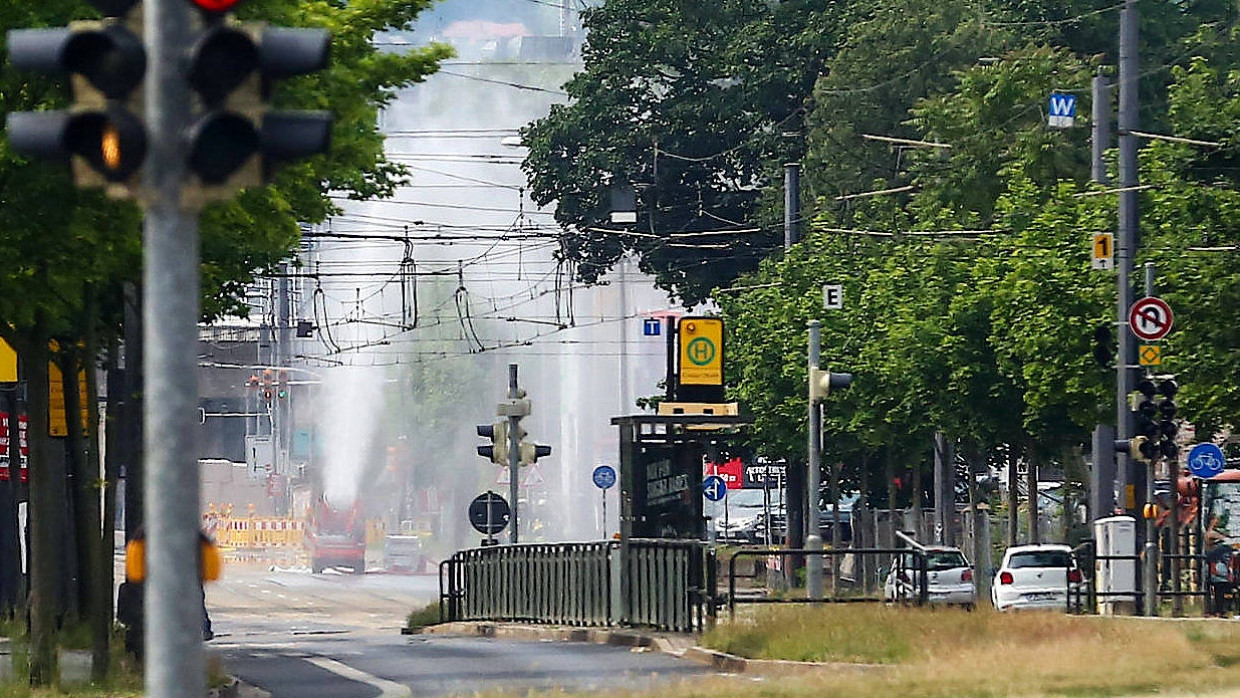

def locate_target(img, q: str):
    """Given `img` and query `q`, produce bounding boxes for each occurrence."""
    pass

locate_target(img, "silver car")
[884,547,977,607]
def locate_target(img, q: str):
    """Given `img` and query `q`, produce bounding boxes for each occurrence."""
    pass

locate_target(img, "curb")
[213,676,272,698]
[414,622,884,677]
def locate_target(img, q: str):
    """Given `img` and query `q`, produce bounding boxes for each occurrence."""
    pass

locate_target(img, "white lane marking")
[303,655,412,698]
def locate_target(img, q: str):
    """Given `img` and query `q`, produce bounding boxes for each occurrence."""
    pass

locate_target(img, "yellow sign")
[0,339,15,383]
[1138,345,1162,367]
[1092,233,1114,270]
[678,317,723,386]
[48,360,89,438]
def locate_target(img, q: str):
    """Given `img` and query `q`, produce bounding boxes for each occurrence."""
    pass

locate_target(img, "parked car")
[883,546,976,607]
[991,544,1083,611]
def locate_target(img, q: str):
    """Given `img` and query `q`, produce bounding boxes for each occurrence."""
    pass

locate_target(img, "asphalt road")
[208,565,710,697]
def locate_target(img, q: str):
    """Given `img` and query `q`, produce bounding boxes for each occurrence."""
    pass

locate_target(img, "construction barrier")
[209,516,306,549]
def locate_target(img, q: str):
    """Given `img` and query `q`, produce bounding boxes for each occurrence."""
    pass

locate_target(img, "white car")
[991,544,1083,611]
[883,547,976,607]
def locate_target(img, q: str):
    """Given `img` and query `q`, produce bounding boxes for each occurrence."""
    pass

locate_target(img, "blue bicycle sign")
[1188,443,1226,479]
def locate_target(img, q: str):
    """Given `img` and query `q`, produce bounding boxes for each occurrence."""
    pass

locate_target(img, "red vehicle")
[305,497,366,574]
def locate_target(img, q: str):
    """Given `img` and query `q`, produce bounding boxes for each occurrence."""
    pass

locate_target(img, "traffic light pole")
[1142,263,1157,616]
[508,364,521,545]
[143,0,205,695]
[806,321,823,599]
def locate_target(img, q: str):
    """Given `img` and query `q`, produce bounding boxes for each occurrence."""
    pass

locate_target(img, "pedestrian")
[1206,538,1232,617]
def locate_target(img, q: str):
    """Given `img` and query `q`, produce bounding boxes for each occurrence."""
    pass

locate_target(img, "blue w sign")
[1047,92,1076,129]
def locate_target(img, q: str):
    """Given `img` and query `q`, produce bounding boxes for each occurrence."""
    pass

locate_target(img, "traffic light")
[276,370,289,400]
[476,422,509,465]
[1129,376,1180,465]
[260,368,274,402]
[5,1,148,194]
[518,443,553,466]
[184,2,332,195]
[809,367,853,403]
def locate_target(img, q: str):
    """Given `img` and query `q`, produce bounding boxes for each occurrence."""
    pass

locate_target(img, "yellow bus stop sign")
[678,318,723,386]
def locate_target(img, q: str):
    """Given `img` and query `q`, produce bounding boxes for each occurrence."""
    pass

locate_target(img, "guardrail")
[725,547,928,620]
[440,539,713,632]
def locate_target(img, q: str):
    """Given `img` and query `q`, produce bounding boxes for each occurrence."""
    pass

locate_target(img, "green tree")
[521,0,847,304]
[0,0,450,684]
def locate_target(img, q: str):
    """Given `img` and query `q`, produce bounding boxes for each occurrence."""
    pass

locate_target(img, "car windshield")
[1009,550,1073,569]
[926,551,968,570]
[727,488,769,509]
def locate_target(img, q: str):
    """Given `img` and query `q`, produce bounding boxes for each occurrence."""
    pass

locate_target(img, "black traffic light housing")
[185,14,332,196]
[476,422,508,464]
[5,3,149,194]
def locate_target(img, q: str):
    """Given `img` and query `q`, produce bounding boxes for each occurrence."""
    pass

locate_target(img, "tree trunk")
[81,330,108,681]
[1007,445,1018,547]
[62,348,97,627]
[18,321,62,686]
[1027,447,1040,544]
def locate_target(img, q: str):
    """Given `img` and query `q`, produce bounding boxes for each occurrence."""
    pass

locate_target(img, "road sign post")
[1128,297,1173,342]
[1048,92,1077,128]
[469,491,510,545]
[593,465,615,539]
[1188,443,1225,480]
[1092,233,1115,270]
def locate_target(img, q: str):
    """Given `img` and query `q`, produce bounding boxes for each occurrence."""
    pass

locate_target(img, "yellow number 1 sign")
[1092,233,1114,270]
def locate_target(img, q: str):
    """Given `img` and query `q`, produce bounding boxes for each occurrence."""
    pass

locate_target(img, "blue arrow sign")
[702,475,727,502]
[643,318,661,337]
[592,464,616,490]
[1188,443,1226,479]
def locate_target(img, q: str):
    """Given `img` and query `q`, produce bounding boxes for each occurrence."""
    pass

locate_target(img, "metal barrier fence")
[725,547,928,619]
[440,539,713,632]
[1069,540,1207,614]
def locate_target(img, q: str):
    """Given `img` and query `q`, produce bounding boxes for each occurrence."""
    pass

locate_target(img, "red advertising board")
[703,457,744,490]
[0,411,30,483]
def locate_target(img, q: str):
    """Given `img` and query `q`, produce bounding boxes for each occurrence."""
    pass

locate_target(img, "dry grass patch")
[695,605,1240,697]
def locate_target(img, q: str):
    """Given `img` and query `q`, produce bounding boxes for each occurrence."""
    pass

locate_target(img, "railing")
[725,547,928,620]
[440,539,713,632]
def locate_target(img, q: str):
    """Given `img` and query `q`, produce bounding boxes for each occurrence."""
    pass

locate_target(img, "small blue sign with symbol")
[1047,92,1077,128]
[592,464,616,490]
[643,318,661,337]
[702,475,727,502]
[1188,443,1226,479]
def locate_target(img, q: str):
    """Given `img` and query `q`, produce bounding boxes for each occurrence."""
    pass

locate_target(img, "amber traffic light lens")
[102,124,122,171]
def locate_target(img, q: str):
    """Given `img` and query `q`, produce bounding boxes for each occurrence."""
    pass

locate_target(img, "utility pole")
[507,364,521,545]
[784,163,801,250]
[1116,0,1139,531]
[806,321,823,598]
[143,0,205,695]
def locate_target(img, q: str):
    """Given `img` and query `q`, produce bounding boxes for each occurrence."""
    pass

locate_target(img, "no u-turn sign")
[1129,297,1173,341]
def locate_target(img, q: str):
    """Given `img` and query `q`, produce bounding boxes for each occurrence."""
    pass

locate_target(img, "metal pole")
[806,321,823,599]
[1117,0,1141,613]
[1091,69,1112,184]
[143,0,203,694]
[933,432,947,545]
[1143,262,1158,615]
[508,364,520,545]
[784,163,801,250]
[601,489,606,540]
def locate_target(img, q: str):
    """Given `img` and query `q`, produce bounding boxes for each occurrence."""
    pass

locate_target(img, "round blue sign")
[592,464,616,490]
[1188,443,1226,479]
[702,475,728,502]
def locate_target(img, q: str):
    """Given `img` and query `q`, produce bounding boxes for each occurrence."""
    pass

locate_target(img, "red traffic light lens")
[191,0,243,12]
